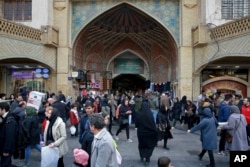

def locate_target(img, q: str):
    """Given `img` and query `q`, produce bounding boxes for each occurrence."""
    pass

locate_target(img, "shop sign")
[12,69,50,79]
[13,71,34,79]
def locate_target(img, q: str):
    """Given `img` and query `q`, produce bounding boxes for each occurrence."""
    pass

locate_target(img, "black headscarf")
[46,108,58,144]
[136,100,157,134]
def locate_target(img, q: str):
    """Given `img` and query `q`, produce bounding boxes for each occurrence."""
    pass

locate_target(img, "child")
[158,156,173,167]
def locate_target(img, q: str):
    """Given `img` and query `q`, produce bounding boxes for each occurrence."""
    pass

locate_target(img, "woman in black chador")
[135,100,158,166]
[156,104,173,150]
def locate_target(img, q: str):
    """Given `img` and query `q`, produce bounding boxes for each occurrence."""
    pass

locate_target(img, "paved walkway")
[12,122,230,167]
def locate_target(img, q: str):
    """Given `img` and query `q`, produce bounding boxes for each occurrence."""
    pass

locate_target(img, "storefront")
[5,67,51,100]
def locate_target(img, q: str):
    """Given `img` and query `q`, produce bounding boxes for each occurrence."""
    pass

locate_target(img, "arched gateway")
[72,2,178,93]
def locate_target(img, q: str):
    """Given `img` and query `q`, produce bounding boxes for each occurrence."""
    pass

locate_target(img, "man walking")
[0,102,19,167]
[218,94,233,155]
[89,113,118,167]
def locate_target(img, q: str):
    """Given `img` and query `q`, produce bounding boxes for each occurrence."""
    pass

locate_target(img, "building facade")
[0,0,249,100]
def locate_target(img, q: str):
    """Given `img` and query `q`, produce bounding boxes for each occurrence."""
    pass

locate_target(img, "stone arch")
[202,78,247,97]
[72,1,178,84]
[71,1,179,47]
[107,49,149,72]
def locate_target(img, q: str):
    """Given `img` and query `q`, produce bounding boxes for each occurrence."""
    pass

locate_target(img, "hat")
[74,148,89,166]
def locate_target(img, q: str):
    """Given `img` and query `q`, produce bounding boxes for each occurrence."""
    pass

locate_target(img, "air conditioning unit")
[41,25,59,47]
[192,25,210,47]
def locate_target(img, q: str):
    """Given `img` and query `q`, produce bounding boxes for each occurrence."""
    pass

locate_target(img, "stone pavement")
[12,122,230,167]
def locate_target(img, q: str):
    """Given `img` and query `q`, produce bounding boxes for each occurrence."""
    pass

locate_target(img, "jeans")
[151,109,158,124]
[24,144,41,164]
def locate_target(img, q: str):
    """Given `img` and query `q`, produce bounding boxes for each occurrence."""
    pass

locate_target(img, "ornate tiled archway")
[72,2,178,84]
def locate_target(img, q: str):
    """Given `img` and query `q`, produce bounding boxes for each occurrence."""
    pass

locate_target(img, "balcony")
[0,18,58,47]
[0,18,42,43]
[210,16,250,41]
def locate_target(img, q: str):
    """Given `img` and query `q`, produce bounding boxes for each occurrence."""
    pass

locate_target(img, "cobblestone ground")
[12,122,230,167]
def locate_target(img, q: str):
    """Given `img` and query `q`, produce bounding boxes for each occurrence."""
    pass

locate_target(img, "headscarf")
[46,107,59,143]
[26,106,37,116]
[230,105,240,114]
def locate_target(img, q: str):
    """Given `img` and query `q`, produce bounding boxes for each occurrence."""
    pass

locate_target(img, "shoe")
[198,155,202,160]
[140,157,144,162]
[115,136,119,141]
[163,146,169,150]
[145,162,149,167]
[217,151,225,156]
[127,138,133,143]
[23,162,30,167]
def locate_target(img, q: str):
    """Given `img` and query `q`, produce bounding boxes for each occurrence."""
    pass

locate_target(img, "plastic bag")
[128,115,132,125]
[41,146,59,167]
[70,126,76,135]
[116,148,122,165]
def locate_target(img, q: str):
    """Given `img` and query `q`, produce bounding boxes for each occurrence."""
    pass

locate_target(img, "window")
[3,0,32,21]
[222,0,250,19]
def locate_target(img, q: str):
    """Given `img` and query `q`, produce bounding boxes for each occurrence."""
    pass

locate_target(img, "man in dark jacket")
[10,94,23,112]
[218,94,233,155]
[0,102,19,167]
[48,96,70,123]
[79,101,94,167]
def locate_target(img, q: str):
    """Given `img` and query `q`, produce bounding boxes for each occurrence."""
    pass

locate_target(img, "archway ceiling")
[78,3,175,56]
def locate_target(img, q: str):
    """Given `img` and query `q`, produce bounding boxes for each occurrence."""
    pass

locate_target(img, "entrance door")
[112,74,146,92]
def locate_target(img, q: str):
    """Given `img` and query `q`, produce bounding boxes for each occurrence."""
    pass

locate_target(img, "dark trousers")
[199,149,215,166]
[163,136,168,148]
[246,125,250,138]
[58,156,64,167]
[0,153,13,167]
[219,130,226,152]
[116,124,130,139]
[108,110,113,134]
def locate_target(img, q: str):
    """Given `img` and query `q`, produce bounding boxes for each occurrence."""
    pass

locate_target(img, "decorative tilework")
[71,0,179,44]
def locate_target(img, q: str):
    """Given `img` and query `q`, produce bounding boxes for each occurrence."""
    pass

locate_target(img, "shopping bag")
[70,126,76,135]
[41,146,59,167]
[128,115,132,125]
[116,148,122,165]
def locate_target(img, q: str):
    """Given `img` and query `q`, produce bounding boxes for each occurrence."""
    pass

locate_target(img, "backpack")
[18,120,30,149]
[11,114,30,150]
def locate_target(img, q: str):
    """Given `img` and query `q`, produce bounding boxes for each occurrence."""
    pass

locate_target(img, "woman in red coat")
[69,103,80,136]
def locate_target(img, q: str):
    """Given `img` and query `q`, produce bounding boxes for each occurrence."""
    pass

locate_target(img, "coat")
[44,117,69,157]
[91,128,118,167]
[222,105,249,151]
[190,108,217,150]
[23,115,40,146]
[69,109,79,125]
[0,113,18,154]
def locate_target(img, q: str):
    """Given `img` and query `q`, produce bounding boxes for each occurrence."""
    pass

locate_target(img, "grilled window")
[222,0,250,19]
[3,0,32,21]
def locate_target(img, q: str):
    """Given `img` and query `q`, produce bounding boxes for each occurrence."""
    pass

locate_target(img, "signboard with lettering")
[114,58,144,74]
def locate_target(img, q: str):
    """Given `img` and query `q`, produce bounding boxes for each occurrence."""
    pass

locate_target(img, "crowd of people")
[0,89,250,167]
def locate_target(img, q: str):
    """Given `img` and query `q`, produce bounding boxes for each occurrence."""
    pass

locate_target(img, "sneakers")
[115,136,119,141]
[127,138,133,143]
[217,151,226,156]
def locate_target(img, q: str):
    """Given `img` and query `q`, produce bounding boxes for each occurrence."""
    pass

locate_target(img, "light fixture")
[209,75,215,78]
[216,66,221,68]
[11,65,20,69]
[235,66,240,68]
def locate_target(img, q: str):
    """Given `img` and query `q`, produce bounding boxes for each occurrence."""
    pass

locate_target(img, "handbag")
[225,132,232,143]
[225,116,241,144]
[122,119,129,125]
